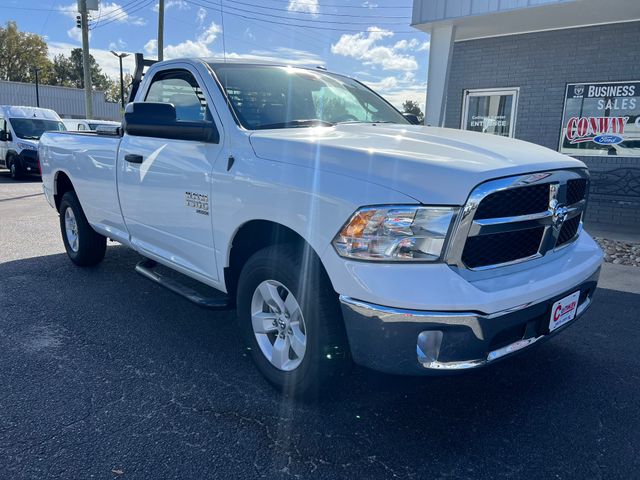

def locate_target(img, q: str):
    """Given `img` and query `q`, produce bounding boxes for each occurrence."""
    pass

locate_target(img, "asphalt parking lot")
[1,172,639,479]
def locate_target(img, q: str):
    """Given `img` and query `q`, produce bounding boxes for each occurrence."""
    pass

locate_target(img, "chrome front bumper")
[339,268,600,375]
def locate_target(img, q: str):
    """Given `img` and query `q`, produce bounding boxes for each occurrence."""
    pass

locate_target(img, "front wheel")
[59,191,107,266]
[237,244,350,398]
[9,158,23,180]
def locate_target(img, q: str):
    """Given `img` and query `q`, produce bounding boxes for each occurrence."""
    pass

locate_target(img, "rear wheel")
[59,191,106,266]
[237,244,350,399]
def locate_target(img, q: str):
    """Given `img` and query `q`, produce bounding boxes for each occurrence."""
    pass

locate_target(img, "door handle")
[125,153,143,164]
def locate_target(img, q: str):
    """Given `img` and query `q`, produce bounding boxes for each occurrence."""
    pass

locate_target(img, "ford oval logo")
[593,134,623,145]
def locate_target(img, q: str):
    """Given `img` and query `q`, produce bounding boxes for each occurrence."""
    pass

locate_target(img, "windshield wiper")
[255,119,335,130]
[335,120,400,125]
[19,135,40,140]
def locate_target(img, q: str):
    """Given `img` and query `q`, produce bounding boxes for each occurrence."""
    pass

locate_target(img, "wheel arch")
[53,170,75,211]
[224,219,329,302]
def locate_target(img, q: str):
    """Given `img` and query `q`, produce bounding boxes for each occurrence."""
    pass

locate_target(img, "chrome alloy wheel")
[64,208,79,252]
[251,280,307,371]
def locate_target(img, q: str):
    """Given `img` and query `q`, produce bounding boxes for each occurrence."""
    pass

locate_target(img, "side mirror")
[0,130,11,141]
[123,102,219,143]
[403,113,421,125]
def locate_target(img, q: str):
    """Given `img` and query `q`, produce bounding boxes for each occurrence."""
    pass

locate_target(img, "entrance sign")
[461,88,519,137]
[560,81,640,157]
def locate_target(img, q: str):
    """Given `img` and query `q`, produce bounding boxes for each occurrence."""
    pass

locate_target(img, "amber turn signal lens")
[341,210,376,237]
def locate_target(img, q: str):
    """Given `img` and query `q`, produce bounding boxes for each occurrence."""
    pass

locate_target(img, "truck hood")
[16,139,39,151]
[249,124,585,204]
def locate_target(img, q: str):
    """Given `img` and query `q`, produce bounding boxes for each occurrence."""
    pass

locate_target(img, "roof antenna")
[219,0,227,64]
[217,0,235,171]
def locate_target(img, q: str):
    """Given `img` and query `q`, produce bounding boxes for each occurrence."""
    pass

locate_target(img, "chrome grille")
[447,169,589,270]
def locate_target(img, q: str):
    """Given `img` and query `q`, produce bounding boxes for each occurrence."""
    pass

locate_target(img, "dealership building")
[412,0,640,229]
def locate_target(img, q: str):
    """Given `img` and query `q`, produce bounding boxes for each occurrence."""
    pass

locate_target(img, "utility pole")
[33,68,40,107]
[110,51,129,109]
[157,0,164,61]
[79,0,93,118]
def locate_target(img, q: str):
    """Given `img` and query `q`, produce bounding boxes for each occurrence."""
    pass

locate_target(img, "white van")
[62,119,121,132]
[0,106,66,179]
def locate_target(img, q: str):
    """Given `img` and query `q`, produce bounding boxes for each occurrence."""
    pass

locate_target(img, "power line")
[187,0,418,33]
[223,0,410,18]
[194,0,409,26]
[90,0,148,26]
[238,0,412,9]
[91,0,155,30]
[89,0,144,26]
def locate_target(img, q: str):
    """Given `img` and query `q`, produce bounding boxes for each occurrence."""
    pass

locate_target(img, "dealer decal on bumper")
[549,291,580,332]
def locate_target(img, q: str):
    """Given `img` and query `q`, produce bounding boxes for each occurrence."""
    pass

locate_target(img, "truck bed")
[40,130,127,244]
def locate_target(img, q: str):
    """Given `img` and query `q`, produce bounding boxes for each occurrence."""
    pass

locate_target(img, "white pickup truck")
[40,58,603,397]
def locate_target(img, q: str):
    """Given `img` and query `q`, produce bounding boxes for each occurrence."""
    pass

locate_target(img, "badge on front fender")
[185,191,209,216]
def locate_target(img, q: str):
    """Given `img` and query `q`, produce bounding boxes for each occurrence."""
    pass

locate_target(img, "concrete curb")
[598,263,640,295]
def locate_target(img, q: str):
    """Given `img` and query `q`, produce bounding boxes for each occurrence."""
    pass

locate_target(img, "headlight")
[332,206,458,262]
[17,142,37,151]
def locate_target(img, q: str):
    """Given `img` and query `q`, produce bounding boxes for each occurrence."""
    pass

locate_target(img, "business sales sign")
[560,81,640,157]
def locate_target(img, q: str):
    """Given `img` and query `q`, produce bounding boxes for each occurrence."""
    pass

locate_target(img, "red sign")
[565,116,629,144]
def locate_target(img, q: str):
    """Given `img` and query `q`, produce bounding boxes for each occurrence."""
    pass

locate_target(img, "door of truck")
[117,65,224,283]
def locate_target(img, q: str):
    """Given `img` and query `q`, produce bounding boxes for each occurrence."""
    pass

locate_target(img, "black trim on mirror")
[123,102,220,143]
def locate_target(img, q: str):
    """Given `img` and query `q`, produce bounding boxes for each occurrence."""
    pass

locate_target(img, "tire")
[237,244,350,399]
[9,157,24,180]
[59,191,107,266]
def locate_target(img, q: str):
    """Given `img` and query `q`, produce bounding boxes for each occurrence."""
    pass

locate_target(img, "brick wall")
[444,21,640,227]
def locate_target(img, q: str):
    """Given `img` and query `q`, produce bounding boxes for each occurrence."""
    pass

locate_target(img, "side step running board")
[135,258,231,310]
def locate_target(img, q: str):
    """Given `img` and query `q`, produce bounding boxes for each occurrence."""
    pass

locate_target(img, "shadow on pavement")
[1,245,638,478]
[0,171,42,184]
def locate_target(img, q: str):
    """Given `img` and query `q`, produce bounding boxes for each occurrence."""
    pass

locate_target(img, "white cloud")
[362,1,378,8]
[157,22,221,59]
[244,27,256,42]
[287,0,319,15]
[331,27,419,71]
[198,22,221,45]
[165,40,213,58]
[196,7,207,24]
[108,39,128,51]
[59,2,146,26]
[48,41,136,80]
[393,39,429,51]
[363,75,427,113]
[144,39,157,56]
[365,76,398,91]
[66,27,84,43]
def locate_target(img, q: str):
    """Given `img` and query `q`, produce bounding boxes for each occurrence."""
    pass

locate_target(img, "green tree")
[51,48,113,91]
[0,21,54,84]
[402,100,424,123]
[104,73,133,104]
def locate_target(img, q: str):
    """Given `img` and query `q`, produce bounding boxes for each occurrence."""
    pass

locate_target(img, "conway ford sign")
[560,81,640,157]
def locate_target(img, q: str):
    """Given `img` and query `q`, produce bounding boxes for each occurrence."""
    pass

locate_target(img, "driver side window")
[145,69,213,123]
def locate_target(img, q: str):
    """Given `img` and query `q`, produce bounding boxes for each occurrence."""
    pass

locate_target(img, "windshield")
[210,64,409,130]
[10,118,66,140]
[88,123,111,130]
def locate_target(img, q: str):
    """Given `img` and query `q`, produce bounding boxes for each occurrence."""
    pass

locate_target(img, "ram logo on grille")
[551,202,569,233]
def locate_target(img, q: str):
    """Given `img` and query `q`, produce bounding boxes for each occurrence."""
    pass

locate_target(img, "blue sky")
[1,0,430,109]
